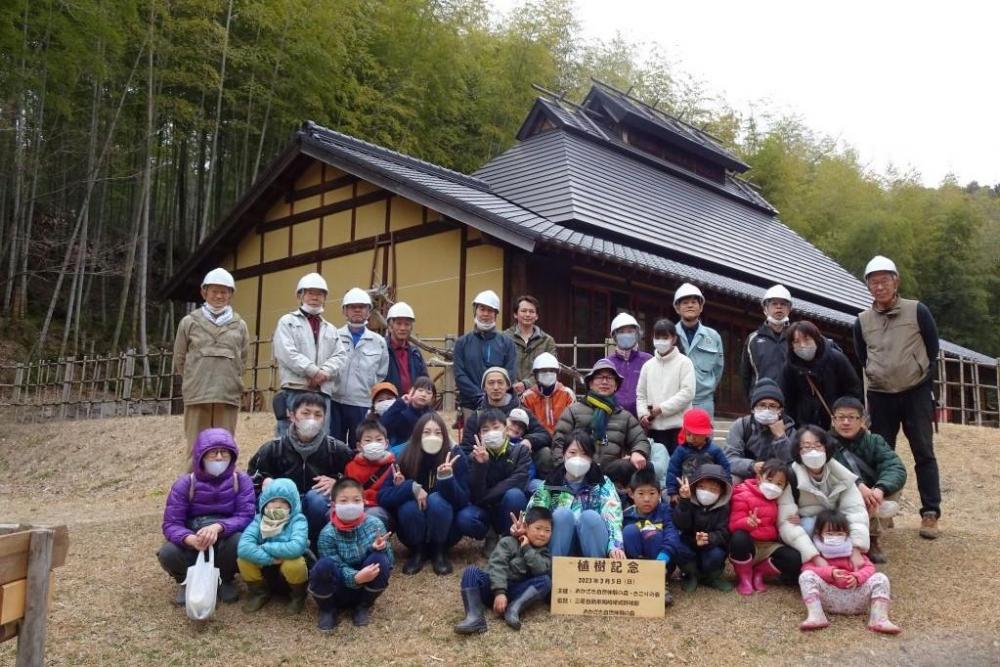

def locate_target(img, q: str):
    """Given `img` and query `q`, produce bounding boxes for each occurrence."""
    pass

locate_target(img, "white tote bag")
[184,546,221,621]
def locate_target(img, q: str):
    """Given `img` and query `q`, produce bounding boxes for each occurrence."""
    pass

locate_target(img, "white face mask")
[753,408,780,425]
[794,345,817,361]
[421,434,444,455]
[759,481,784,500]
[823,534,847,547]
[301,304,324,315]
[333,503,364,522]
[362,441,387,461]
[801,449,827,470]
[564,456,591,479]
[296,417,323,441]
[536,371,558,387]
[374,399,395,415]
[615,332,637,349]
[482,429,505,451]
[695,488,720,506]
[766,315,789,327]
[203,458,230,477]
[205,303,228,315]
[653,339,674,354]
[475,319,496,332]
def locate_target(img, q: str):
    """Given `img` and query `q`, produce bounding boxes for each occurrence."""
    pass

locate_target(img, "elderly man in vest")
[853,255,941,539]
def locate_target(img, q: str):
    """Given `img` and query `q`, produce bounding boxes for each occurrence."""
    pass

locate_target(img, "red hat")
[678,407,714,444]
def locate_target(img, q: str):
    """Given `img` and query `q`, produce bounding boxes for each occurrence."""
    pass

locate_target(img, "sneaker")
[919,513,939,540]
[219,581,240,603]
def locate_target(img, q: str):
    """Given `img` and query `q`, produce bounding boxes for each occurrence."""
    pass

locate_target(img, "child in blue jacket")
[237,478,310,613]
[666,407,731,500]
[622,466,682,606]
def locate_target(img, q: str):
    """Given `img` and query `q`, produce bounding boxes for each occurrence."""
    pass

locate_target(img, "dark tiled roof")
[476,129,873,311]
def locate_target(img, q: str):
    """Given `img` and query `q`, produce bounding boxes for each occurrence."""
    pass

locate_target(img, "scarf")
[260,508,290,538]
[331,513,365,532]
[201,304,234,326]
[288,427,325,461]
[585,392,617,443]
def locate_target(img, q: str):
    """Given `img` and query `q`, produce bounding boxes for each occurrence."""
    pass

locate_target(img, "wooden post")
[443,335,456,414]
[122,349,135,416]
[60,358,74,419]
[13,362,25,404]
[958,358,966,425]
[14,528,54,667]
[937,353,948,423]
[972,362,982,427]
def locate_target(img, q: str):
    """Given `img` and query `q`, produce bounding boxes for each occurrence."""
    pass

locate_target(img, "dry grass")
[1,414,998,666]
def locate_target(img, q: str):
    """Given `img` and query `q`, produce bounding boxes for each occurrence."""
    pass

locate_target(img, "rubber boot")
[678,561,699,593]
[242,581,271,613]
[663,581,674,607]
[867,536,887,564]
[317,606,339,632]
[174,584,186,606]
[286,582,307,614]
[402,546,427,575]
[432,545,453,576]
[867,597,901,634]
[218,580,240,604]
[732,557,755,596]
[353,588,382,627]
[799,596,830,631]
[703,569,733,592]
[454,588,488,634]
[504,585,546,630]
[752,557,782,592]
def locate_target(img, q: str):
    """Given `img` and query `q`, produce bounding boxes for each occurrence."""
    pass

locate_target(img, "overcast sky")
[490,0,1000,187]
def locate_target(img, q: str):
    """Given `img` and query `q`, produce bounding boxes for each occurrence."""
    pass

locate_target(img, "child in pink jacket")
[798,509,900,634]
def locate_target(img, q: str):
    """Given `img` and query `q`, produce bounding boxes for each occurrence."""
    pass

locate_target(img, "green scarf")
[585,392,617,443]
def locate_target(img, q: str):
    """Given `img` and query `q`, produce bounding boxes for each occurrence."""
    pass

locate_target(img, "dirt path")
[1,416,998,666]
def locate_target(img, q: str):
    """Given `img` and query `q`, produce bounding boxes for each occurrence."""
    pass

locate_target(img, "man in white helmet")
[453,290,517,417]
[384,301,428,395]
[740,285,793,401]
[502,294,557,395]
[854,255,941,539]
[673,283,725,418]
[330,287,389,446]
[272,272,347,437]
[173,267,249,456]
[601,312,651,418]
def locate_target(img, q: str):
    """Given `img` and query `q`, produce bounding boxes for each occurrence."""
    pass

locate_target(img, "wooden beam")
[256,189,391,235]
[458,227,468,336]
[286,174,357,203]
[15,529,54,666]
[0,526,68,586]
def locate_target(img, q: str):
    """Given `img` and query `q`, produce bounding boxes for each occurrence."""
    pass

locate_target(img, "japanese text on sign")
[550,557,665,618]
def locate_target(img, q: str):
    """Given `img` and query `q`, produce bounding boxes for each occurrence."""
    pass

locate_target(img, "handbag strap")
[805,374,834,421]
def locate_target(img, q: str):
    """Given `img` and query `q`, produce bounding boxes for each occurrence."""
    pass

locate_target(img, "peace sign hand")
[437,450,455,476]
[392,464,404,485]
[373,531,392,551]
[472,436,489,464]
[746,508,759,529]
[676,476,691,499]
[509,511,527,538]
[402,388,414,405]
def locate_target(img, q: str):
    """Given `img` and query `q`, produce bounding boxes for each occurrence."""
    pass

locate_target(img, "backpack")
[188,471,239,502]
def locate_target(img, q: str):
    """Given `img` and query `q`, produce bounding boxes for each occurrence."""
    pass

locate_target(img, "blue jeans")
[330,402,370,447]
[675,541,726,574]
[394,493,461,550]
[460,565,551,605]
[622,524,664,560]
[550,508,609,558]
[455,488,528,539]
[309,552,392,610]
[302,490,331,546]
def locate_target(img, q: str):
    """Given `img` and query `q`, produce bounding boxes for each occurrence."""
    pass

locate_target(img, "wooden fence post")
[60,358,74,420]
[122,349,136,416]
[443,335,455,414]
[14,528,54,667]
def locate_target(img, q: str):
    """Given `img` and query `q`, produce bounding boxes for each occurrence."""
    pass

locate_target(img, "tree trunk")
[136,0,156,378]
[198,0,234,242]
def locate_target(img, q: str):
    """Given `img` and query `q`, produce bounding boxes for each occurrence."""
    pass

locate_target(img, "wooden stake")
[14,529,54,667]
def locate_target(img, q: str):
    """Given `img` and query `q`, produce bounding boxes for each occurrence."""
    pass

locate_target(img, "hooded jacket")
[453,329,518,409]
[162,428,255,547]
[273,309,347,397]
[527,463,624,553]
[521,382,576,434]
[723,414,797,481]
[740,323,787,399]
[551,398,650,468]
[665,440,732,496]
[830,429,907,495]
[623,500,684,560]
[603,349,653,417]
[344,450,397,508]
[502,324,557,390]
[237,478,309,565]
[332,325,390,407]
[173,308,250,406]
[728,478,780,542]
[247,431,353,495]
[461,392,551,454]
[781,345,862,430]
[671,463,732,550]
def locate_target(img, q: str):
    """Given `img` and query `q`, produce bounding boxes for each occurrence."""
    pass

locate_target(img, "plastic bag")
[184,546,220,621]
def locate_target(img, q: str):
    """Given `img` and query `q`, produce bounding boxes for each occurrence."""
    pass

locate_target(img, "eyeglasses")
[833,414,861,423]
[799,442,825,451]
[867,277,895,289]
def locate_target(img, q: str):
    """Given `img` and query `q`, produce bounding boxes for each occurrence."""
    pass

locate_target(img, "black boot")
[504,585,547,630]
[317,606,339,632]
[432,545,453,576]
[403,546,427,575]
[454,588,488,634]
[352,588,382,627]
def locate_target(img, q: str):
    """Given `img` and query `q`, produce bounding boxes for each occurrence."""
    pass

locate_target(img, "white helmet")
[610,312,639,335]
[472,289,501,312]
[296,272,328,294]
[761,284,793,307]
[673,282,704,305]
[342,287,372,307]
[864,255,898,278]
[386,302,415,320]
[532,352,559,372]
[201,268,235,291]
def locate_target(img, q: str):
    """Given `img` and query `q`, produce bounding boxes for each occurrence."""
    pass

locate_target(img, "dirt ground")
[1,414,998,666]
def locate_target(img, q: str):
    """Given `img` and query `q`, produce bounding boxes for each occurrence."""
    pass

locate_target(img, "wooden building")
[163,81,996,417]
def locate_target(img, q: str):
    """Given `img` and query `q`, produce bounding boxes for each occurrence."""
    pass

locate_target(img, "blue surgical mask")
[616,332,637,349]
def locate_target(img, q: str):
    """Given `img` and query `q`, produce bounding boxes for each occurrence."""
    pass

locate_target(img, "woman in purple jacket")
[157,428,256,604]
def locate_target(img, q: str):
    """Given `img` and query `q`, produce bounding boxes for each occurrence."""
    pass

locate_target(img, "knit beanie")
[480,366,511,389]
[750,378,784,407]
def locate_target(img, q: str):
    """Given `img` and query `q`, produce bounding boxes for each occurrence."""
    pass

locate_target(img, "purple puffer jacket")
[162,428,255,547]
[604,349,652,418]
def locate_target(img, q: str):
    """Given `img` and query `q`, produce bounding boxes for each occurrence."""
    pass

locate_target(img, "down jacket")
[487,535,552,594]
[830,429,907,495]
[728,478,779,542]
[671,463,732,550]
[551,399,650,468]
[236,478,309,565]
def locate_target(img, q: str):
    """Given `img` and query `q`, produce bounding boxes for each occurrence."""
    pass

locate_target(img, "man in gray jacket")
[272,273,347,437]
[330,287,389,446]
[724,379,796,481]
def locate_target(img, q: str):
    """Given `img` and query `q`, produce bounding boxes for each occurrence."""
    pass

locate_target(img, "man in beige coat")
[173,268,250,456]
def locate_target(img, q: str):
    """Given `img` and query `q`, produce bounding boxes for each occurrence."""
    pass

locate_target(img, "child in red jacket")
[728,459,801,595]
[344,419,396,531]
[798,509,900,634]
